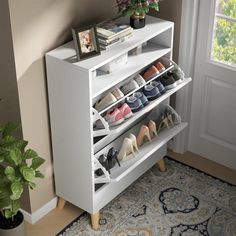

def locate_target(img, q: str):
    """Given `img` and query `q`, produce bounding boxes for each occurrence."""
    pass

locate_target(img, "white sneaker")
[134,74,146,86]
[120,80,139,95]
[95,92,117,112]
[112,88,124,100]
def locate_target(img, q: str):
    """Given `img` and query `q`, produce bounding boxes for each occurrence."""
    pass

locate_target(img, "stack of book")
[97,20,133,50]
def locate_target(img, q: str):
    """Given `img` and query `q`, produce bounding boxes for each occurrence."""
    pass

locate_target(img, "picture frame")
[72,25,100,61]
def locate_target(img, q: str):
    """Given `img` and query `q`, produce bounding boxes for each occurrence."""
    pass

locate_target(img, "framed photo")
[72,25,100,61]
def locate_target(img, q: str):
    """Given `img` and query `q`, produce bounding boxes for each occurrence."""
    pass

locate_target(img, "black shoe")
[95,154,110,176]
[107,147,120,169]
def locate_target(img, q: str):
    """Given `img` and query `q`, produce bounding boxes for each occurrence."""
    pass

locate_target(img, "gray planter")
[0,212,26,236]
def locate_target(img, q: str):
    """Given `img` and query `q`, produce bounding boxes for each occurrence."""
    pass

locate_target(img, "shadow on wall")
[8,0,118,212]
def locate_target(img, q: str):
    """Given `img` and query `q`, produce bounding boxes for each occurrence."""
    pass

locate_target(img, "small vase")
[130,14,146,29]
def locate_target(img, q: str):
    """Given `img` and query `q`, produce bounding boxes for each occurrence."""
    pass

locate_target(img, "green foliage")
[119,0,159,17]
[212,0,236,66]
[0,122,45,219]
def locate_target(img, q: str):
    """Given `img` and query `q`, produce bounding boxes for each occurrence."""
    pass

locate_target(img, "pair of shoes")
[169,70,183,85]
[126,92,149,113]
[154,61,166,73]
[151,81,166,95]
[164,105,182,125]
[104,103,132,127]
[141,80,166,101]
[137,120,158,147]
[142,62,166,81]
[95,147,121,176]
[142,66,159,81]
[118,134,139,161]
[142,83,161,101]
[160,70,182,90]
[156,111,173,133]
[95,88,124,111]
[120,74,146,95]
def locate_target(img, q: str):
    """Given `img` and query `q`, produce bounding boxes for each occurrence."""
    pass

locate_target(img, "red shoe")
[154,62,166,73]
[105,108,124,127]
[117,103,133,119]
[142,66,159,80]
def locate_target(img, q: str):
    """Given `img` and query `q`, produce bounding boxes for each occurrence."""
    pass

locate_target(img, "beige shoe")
[137,125,151,147]
[112,88,124,100]
[148,120,158,139]
[129,133,139,152]
[117,137,135,161]
[95,92,117,112]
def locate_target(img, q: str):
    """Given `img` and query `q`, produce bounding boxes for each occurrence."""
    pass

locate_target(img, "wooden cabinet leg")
[91,212,100,230]
[157,159,166,172]
[57,197,66,210]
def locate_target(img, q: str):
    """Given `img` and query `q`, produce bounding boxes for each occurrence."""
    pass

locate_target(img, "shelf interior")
[93,77,192,153]
[92,43,171,98]
[94,121,188,184]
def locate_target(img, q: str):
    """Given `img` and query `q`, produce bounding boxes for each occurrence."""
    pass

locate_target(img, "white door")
[189,0,236,169]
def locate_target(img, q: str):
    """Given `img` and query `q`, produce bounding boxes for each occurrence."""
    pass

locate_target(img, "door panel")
[189,0,236,169]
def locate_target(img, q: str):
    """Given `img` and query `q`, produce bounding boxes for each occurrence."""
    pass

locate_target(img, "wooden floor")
[26,151,236,236]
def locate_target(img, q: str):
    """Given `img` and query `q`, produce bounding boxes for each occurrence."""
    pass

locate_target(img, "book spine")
[99,33,133,50]
[98,28,133,40]
[98,29,133,44]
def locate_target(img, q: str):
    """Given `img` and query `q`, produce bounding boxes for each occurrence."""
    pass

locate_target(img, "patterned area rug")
[57,157,236,236]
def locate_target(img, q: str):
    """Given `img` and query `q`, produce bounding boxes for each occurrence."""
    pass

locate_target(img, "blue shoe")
[143,84,161,101]
[133,92,149,107]
[126,95,143,113]
[150,81,166,94]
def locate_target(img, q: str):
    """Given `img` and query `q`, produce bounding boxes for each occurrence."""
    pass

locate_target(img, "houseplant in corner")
[116,0,159,29]
[0,122,45,236]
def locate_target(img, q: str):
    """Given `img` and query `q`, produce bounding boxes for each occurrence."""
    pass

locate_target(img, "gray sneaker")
[121,80,139,95]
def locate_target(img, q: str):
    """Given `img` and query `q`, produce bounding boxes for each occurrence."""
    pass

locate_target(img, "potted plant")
[116,0,160,29]
[0,122,45,236]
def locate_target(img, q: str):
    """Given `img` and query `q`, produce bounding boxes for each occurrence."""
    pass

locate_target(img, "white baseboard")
[21,197,58,224]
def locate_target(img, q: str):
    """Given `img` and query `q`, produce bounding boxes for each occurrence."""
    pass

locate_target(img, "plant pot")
[130,14,146,29]
[0,211,26,236]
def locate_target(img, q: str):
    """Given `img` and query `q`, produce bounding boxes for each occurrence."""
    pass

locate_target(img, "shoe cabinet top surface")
[46,16,174,71]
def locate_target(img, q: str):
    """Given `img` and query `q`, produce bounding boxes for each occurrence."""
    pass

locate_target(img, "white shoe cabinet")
[46,16,191,229]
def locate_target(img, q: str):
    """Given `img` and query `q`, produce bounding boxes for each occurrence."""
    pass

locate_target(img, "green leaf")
[10,148,22,166]
[16,140,28,152]
[31,157,45,170]
[10,182,23,200]
[0,198,11,209]
[5,166,16,182]
[23,149,38,160]
[0,155,4,162]
[2,122,20,138]
[28,182,36,189]
[35,170,44,178]
[12,200,20,213]
[20,166,35,182]
[4,209,16,219]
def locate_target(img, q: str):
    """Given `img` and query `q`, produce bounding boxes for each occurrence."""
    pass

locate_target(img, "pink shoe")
[117,103,133,119]
[105,108,124,126]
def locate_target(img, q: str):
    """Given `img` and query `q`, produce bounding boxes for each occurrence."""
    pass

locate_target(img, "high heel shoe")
[165,105,181,125]
[137,125,152,147]
[95,154,110,176]
[157,112,170,133]
[148,120,158,138]
[107,147,120,169]
[117,137,135,161]
[129,133,139,152]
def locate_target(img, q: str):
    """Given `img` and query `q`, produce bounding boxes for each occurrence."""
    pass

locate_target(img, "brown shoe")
[154,62,166,73]
[142,66,159,81]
